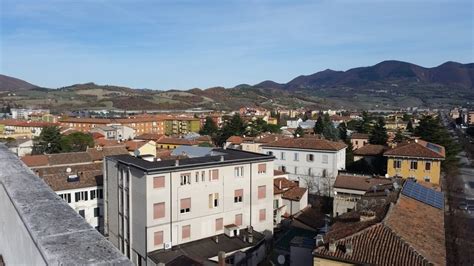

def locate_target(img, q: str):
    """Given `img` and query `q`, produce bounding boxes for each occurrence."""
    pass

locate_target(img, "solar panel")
[401,180,444,209]
[426,142,442,154]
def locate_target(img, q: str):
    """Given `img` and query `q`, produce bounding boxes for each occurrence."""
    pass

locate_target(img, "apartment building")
[163,117,200,135]
[91,124,135,140]
[261,138,346,196]
[104,148,275,265]
[59,116,166,135]
[0,120,60,138]
[350,133,369,150]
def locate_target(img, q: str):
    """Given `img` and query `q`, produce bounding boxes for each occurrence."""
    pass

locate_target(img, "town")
[1,104,472,265]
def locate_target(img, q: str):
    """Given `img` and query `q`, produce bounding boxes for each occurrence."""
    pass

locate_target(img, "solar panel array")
[426,142,442,154]
[401,180,444,209]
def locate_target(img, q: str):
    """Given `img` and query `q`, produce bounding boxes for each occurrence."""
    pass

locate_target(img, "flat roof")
[107,148,274,173]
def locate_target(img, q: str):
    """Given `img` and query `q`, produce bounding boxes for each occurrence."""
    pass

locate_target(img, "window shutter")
[181,198,191,209]
[153,202,165,219]
[259,209,266,221]
[234,189,243,198]
[153,176,165,188]
[154,231,163,246]
[258,185,266,199]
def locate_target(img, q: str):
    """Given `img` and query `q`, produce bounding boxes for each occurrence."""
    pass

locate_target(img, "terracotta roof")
[86,146,129,161]
[0,119,59,127]
[249,134,290,144]
[282,187,307,201]
[59,117,112,124]
[384,139,445,159]
[47,152,93,166]
[90,132,105,139]
[125,140,148,151]
[262,138,347,151]
[351,133,369,140]
[21,155,49,167]
[334,175,393,191]
[94,138,123,147]
[273,169,286,176]
[156,137,198,146]
[353,144,386,156]
[196,135,212,142]
[135,133,164,141]
[274,177,297,194]
[226,136,244,144]
[36,162,103,191]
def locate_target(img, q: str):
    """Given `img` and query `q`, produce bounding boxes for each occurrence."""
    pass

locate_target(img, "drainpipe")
[250,162,253,227]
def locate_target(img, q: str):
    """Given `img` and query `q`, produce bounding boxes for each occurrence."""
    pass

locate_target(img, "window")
[209,193,219,208]
[195,172,199,183]
[274,199,279,209]
[180,198,191,213]
[59,193,71,203]
[424,176,431,182]
[267,151,273,156]
[154,176,165,188]
[215,218,223,231]
[235,214,243,226]
[154,231,163,246]
[294,166,298,174]
[280,152,285,160]
[281,166,286,173]
[393,160,402,169]
[153,202,165,219]
[355,140,359,145]
[97,188,103,199]
[234,189,243,203]
[425,162,431,171]
[410,161,418,170]
[210,169,219,181]
[90,190,96,200]
[78,209,85,218]
[94,207,100,217]
[307,154,314,162]
[258,185,266,199]
[180,173,191,185]
[182,225,191,239]
[234,166,244,177]
[322,155,328,164]
[257,163,266,174]
[259,209,266,221]
[75,191,88,202]
[201,171,206,182]
[294,153,299,161]
[308,168,313,176]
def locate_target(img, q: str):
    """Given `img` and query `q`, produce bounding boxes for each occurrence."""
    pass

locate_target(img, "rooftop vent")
[67,174,79,182]
[329,239,336,253]
[359,210,376,221]
[345,242,353,256]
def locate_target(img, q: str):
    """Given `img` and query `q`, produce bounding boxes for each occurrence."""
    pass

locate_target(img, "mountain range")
[1,60,473,111]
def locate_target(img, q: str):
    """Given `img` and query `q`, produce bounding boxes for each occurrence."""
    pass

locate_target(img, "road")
[440,112,474,265]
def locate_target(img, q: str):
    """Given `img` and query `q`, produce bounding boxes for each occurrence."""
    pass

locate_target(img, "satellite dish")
[66,167,72,173]
[385,174,389,178]
[134,149,140,157]
[277,255,285,265]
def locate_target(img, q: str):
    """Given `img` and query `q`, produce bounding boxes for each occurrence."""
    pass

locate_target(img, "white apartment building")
[261,138,347,196]
[104,148,275,265]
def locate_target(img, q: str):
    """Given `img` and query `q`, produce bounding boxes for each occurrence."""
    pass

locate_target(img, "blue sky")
[1,0,473,90]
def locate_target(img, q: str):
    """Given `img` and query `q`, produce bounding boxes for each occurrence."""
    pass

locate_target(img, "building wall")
[314,257,354,266]
[56,186,103,229]
[351,138,368,150]
[261,147,346,195]
[333,188,365,217]
[241,143,262,153]
[282,192,308,215]
[386,157,441,184]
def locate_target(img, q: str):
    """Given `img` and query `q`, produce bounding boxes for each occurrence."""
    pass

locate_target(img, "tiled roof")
[47,152,92,166]
[273,169,286,176]
[94,138,123,147]
[90,132,105,139]
[353,144,386,156]
[156,137,198,146]
[0,119,59,127]
[262,138,347,151]
[274,177,297,194]
[125,140,148,151]
[282,187,307,201]
[86,146,129,161]
[36,162,103,191]
[351,133,369,140]
[384,139,445,159]
[21,155,49,167]
[135,133,164,141]
[226,136,244,144]
[334,175,393,191]
[59,117,112,123]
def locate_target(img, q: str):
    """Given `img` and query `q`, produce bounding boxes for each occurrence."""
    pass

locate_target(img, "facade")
[60,116,167,135]
[261,138,346,195]
[384,139,445,185]
[164,118,200,135]
[155,137,199,150]
[0,120,59,138]
[350,133,369,150]
[104,148,275,265]
[273,172,308,226]
[6,138,33,156]
[91,125,135,140]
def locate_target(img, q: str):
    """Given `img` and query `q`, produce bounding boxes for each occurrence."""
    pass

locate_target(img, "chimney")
[220,155,224,162]
[218,251,226,266]
[345,242,353,256]
[329,239,336,253]
[175,159,179,166]
[279,180,282,190]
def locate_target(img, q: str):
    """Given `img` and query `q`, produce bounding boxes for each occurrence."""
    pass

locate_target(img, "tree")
[314,115,324,134]
[60,132,94,152]
[406,120,414,132]
[369,117,388,145]
[338,122,348,142]
[356,111,372,133]
[393,129,406,143]
[32,126,63,154]
[198,142,213,147]
[199,116,218,136]
[345,141,354,166]
[212,114,245,146]
[294,126,305,138]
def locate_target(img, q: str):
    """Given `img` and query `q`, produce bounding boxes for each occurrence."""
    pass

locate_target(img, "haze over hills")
[1,60,473,111]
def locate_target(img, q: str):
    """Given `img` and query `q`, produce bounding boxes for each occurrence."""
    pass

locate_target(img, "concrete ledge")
[0,145,131,265]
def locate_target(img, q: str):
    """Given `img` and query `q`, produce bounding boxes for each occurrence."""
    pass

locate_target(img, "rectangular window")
[257,163,266,174]
[211,169,219,181]
[180,173,191,185]
[201,171,205,182]
[234,189,243,203]
[294,166,298,174]
[322,154,328,164]
[258,185,266,199]
[274,199,279,209]
[209,193,219,208]
[182,225,191,239]
[195,172,199,183]
[180,198,191,213]
[235,214,242,226]
[307,154,314,162]
[280,152,285,160]
[215,218,223,231]
[294,153,299,161]
[425,162,431,171]
[308,168,312,176]
[154,176,165,188]
[90,190,96,200]
[410,161,418,170]
[153,202,165,219]
[78,209,85,218]
[234,166,244,177]
[97,188,103,199]
[259,209,266,222]
[94,207,100,217]
[75,191,88,202]
[154,231,163,246]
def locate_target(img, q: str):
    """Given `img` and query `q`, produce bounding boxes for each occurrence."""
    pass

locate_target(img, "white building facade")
[104,148,275,265]
[261,138,346,196]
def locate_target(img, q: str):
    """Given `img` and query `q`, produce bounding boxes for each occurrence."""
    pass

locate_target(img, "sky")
[1,0,473,90]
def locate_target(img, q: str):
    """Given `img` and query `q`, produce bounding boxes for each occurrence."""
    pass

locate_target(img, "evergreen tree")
[32,126,63,154]
[294,126,305,138]
[322,124,339,141]
[60,132,94,152]
[338,122,348,142]
[314,116,324,134]
[406,120,414,132]
[199,116,218,136]
[369,117,388,145]
[393,129,406,143]
[345,141,354,166]
[356,111,372,133]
